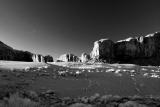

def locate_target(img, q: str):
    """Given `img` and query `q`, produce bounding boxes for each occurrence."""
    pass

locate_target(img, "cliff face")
[90,39,114,62]
[114,37,143,60]
[0,41,52,63]
[32,54,45,62]
[90,32,160,65]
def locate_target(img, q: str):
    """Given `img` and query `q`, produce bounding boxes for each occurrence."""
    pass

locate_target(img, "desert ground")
[0,61,160,107]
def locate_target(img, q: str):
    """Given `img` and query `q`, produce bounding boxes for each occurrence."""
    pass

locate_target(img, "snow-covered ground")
[0,61,160,79]
[51,62,160,79]
[0,61,48,71]
[0,61,160,97]
[50,62,136,69]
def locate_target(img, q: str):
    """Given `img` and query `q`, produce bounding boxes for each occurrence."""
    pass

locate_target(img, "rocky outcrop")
[80,53,90,62]
[90,32,160,65]
[90,39,114,62]
[32,54,54,63]
[32,54,45,62]
[57,53,80,62]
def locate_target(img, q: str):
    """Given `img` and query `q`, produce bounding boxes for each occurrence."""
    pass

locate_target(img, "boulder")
[80,53,90,62]
[57,53,80,62]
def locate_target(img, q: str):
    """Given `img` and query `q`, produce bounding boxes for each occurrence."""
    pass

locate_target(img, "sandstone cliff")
[32,54,45,62]
[57,53,80,62]
[80,53,90,62]
[90,39,114,62]
[90,32,160,65]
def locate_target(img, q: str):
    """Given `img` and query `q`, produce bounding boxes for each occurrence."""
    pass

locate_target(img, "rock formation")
[57,53,80,62]
[90,39,114,62]
[0,41,52,63]
[32,54,45,62]
[80,53,90,62]
[90,32,160,65]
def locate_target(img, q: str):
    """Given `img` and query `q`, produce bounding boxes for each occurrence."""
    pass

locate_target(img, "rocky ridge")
[57,53,80,62]
[90,32,160,65]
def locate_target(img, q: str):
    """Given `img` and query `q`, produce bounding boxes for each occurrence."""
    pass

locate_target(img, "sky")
[0,0,160,59]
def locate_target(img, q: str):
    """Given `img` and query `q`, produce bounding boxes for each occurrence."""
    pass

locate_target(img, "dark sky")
[0,0,160,58]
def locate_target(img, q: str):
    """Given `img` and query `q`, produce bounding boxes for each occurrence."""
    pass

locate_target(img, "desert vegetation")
[0,88,160,107]
[0,63,160,107]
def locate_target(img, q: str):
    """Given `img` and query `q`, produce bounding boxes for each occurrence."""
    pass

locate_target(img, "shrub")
[89,93,100,103]
[119,101,147,107]
[1,93,40,107]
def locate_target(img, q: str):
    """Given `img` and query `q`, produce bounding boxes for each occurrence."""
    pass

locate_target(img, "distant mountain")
[0,41,53,62]
[90,32,160,66]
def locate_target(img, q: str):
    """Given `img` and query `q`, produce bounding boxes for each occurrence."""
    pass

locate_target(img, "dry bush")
[119,101,147,107]
[0,93,40,107]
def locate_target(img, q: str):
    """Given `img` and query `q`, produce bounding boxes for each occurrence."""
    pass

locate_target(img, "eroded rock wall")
[90,32,160,65]
[80,53,90,62]
[0,41,48,62]
[32,54,45,62]
[57,53,80,62]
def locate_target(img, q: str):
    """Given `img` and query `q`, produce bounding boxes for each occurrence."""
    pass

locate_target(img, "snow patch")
[117,37,133,42]
[150,73,160,78]
[143,73,148,77]
[145,33,154,37]
[24,67,30,71]
[106,68,115,72]
[76,71,81,74]
[141,68,147,71]
[115,69,121,73]
[130,70,135,73]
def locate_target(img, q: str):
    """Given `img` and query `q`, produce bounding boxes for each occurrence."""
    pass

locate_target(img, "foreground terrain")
[0,61,160,107]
